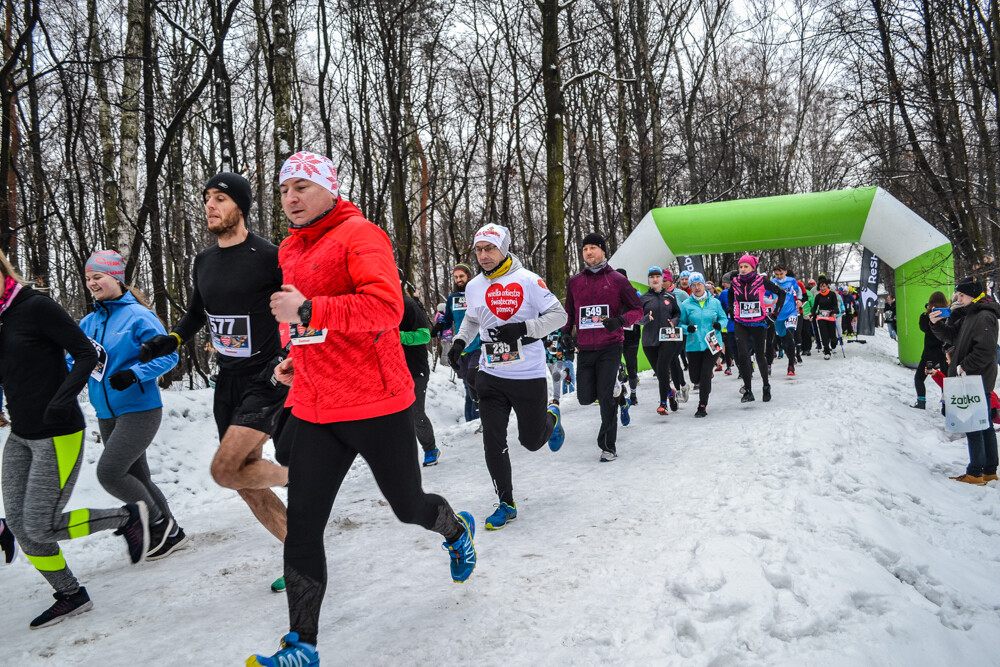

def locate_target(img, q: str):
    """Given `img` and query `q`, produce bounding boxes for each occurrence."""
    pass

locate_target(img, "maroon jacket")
[562,263,644,351]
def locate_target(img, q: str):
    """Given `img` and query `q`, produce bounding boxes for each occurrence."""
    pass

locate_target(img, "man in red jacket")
[249,152,476,667]
[562,233,643,462]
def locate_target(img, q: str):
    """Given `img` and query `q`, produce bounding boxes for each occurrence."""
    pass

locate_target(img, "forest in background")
[1,0,997,381]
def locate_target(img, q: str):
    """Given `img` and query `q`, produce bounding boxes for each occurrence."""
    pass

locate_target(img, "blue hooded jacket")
[772,275,802,321]
[73,291,179,419]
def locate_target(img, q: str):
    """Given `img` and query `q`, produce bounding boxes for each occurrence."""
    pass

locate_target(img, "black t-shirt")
[173,232,283,374]
[400,295,430,378]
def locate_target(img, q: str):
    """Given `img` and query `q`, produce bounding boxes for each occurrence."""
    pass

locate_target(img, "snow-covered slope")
[2,332,999,665]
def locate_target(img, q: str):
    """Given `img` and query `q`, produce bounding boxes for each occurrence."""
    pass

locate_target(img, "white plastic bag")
[943,375,990,433]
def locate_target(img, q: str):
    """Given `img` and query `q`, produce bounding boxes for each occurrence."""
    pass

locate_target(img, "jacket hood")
[92,290,139,313]
[968,299,1000,318]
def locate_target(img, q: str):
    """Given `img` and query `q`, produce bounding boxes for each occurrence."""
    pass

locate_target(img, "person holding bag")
[930,276,1000,485]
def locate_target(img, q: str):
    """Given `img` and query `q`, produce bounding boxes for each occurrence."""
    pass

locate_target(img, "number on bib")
[289,324,328,345]
[207,313,252,357]
[579,305,610,330]
[739,301,763,319]
[483,340,525,367]
[659,326,683,342]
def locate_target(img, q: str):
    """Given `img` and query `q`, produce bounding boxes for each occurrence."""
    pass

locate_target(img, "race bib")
[579,305,609,330]
[704,330,723,354]
[453,295,468,311]
[659,326,683,342]
[739,301,762,319]
[89,338,108,381]
[818,309,834,320]
[786,315,798,328]
[208,313,252,357]
[483,340,525,367]
[289,324,328,346]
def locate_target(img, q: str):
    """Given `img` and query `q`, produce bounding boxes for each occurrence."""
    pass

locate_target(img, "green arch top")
[609,187,953,364]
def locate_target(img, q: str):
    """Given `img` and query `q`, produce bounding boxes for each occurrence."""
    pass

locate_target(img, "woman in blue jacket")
[679,273,728,417]
[76,251,186,561]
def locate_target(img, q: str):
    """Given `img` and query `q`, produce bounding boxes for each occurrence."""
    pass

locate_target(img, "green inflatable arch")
[608,187,953,365]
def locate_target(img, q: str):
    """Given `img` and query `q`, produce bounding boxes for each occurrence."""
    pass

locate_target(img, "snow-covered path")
[2,331,999,665]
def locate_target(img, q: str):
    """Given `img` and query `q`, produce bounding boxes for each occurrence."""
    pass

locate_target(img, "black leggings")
[735,323,769,390]
[915,353,945,399]
[817,319,838,353]
[643,342,681,402]
[476,372,554,505]
[577,347,623,453]
[687,351,717,406]
[622,345,639,391]
[280,409,462,645]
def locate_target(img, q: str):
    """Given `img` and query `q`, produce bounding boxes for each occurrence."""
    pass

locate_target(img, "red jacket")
[279,200,414,423]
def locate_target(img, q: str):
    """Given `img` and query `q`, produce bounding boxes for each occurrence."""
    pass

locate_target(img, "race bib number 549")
[579,305,609,330]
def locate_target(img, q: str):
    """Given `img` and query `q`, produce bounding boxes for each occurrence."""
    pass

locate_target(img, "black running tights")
[735,323,769,391]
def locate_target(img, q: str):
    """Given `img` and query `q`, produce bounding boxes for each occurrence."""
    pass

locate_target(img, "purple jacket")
[562,264,644,351]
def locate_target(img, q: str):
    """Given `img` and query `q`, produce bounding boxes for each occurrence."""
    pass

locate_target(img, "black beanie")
[582,233,607,254]
[956,276,984,298]
[204,173,253,220]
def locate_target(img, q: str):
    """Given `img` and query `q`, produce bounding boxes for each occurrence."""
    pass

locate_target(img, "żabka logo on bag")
[485,283,524,320]
[951,394,982,410]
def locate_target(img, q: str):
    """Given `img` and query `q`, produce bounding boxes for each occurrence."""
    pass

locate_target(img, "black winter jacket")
[0,287,98,439]
[932,299,1000,394]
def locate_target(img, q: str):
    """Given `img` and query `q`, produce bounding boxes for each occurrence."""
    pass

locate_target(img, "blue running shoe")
[246,632,319,666]
[547,404,564,452]
[443,511,476,583]
[485,502,517,530]
[620,396,631,426]
[423,448,440,467]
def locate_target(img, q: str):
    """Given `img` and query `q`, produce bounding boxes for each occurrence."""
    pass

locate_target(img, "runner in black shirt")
[139,173,289,590]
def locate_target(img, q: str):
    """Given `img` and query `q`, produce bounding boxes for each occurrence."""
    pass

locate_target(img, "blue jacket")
[718,289,736,333]
[772,275,802,321]
[442,291,480,353]
[679,294,729,352]
[74,292,179,419]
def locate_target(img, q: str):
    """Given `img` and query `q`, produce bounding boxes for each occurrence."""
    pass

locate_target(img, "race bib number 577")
[207,313,252,358]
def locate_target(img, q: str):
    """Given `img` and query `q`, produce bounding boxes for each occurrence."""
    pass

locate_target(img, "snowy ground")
[2,331,1000,665]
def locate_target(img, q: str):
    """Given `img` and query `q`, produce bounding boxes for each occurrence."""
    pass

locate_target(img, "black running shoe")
[741,390,755,403]
[695,405,707,418]
[114,502,149,564]
[147,526,189,562]
[629,392,638,406]
[30,587,93,629]
[0,517,17,565]
[762,385,772,402]
[147,517,175,555]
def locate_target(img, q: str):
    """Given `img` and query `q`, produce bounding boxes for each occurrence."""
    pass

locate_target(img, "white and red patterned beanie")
[279,152,339,197]
[473,224,511,256]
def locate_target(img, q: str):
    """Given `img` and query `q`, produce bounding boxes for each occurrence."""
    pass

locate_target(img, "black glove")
[602,316,625,332]
[430,321,446,338]
[42,403,74,426]
[687,325,697,333]
[109,369,139,391]
[488,321,527,344]
[712,321,722,331]
[447,339,467,371]
[139,333,180,363]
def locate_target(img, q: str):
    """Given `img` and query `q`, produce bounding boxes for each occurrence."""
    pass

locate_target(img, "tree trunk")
[540,0,567,297]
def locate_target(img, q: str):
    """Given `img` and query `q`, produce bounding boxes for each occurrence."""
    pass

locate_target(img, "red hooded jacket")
[279,200,414,423]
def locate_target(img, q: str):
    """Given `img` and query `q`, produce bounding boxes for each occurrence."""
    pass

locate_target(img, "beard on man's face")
[207,207,241,237]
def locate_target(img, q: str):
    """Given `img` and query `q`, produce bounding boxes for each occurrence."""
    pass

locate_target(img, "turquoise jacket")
[678,293,729,352]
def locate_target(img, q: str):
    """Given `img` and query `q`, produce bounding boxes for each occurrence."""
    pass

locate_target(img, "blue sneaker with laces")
[246,632,319,666]
[485,502,517,530]
[422,448,440,467]
[547,404,564,452]
[443,511,476,583]
[620,396,631,426]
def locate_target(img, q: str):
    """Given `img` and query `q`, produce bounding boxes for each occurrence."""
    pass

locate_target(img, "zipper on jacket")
[371,331,390,392]
[97,305,117,418]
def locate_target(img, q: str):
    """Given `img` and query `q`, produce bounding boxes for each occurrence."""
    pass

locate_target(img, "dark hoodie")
[932,298,1000,394]
[0,286,98,438]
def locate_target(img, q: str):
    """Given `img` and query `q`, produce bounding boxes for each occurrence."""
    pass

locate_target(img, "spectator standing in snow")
[930,277,1000,485]
[913,292,948,409]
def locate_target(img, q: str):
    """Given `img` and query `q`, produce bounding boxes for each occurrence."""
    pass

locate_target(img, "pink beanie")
[738,254,759,271]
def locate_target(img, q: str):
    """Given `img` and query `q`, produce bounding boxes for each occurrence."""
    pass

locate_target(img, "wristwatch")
[298,300,313,327]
